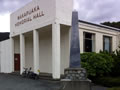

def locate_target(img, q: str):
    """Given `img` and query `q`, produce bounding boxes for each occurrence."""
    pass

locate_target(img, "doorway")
[14,54,20,71]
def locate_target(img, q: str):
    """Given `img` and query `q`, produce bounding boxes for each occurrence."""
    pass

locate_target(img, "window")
[83,32,95,52]
[103,36,112,53]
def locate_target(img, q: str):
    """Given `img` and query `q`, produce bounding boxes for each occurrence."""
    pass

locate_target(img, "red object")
[14,54,20,71]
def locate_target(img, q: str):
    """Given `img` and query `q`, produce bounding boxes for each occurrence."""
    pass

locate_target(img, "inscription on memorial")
[15,6,45,27]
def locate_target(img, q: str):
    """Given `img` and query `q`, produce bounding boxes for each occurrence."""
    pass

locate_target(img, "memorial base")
[61,80,91,90]
[61,68,91,90]
[64,68,87,80]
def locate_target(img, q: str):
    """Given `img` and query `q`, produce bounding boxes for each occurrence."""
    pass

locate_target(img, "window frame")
[83,32,95,52]
[103,35,112,53]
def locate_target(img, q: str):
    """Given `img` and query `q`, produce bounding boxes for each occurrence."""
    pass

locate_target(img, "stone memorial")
[61,11,91,90]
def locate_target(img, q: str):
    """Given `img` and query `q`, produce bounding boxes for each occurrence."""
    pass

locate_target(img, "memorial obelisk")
[64,10,87,80]
[61,11,91,90]
[70,10,81,68]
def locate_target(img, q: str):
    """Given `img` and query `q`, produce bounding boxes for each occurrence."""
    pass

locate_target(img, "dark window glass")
[83,32,95,52]
[103,36,112,53]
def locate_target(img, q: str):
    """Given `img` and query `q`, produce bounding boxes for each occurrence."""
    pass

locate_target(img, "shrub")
[94,77,120,87]
[110,49,120,76]
[100,50,120,77]
[81,52,113,77]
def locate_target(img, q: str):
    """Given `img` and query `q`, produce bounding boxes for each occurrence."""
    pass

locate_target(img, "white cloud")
[0,13,10,32]
[75,0,120,23]
[0,0,31,13]
[74,0,79,10]
[0,0,31,32]
[0,0,120,33]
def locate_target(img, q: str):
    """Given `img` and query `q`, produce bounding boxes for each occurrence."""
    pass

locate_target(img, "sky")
[0,0,120,32]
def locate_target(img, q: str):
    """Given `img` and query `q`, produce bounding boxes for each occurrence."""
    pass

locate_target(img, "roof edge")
[79,20,120,32]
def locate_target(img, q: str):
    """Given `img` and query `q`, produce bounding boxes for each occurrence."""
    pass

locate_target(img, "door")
[14,54,20,71]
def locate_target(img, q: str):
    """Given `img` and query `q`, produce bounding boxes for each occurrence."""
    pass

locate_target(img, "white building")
[0,0,120,79]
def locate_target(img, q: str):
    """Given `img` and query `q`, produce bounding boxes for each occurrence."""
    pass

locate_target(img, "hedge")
[81,52,113,77]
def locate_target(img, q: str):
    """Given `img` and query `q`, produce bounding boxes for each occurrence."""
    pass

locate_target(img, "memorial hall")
[0,0,120,79]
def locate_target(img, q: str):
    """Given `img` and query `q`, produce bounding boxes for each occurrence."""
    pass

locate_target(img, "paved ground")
[92,85,108,90]
[0,73,108,90]
[0,73,60,90]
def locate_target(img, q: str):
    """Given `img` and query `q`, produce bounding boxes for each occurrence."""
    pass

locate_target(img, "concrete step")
[39,73,61,81]
[10,71,20,76]
[10,72,60,81]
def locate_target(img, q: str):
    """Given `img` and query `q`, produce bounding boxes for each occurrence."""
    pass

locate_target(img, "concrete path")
[0,73,108,90]
[0,73,60,90]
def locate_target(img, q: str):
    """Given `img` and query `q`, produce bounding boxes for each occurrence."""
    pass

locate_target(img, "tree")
[101,21,120,29]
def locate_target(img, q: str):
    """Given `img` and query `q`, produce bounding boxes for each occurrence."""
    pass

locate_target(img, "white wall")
[25,35,34,70]
[38,25,70,74]
[0,43,1,72]
[39,28,52,73]
[56,0,73,25]
[10,0,73,37]
[14,36,20,54]
[10,0,56,37]
[60,25,70,74]
[79,22,118,53]
[0,39,12,73]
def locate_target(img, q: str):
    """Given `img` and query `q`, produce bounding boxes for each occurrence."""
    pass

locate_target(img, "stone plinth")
[61,68,91,90]
[61,80,91,90]
[64,68,87,80]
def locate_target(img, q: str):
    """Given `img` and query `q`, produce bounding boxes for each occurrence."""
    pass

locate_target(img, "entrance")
[14,54,20,71]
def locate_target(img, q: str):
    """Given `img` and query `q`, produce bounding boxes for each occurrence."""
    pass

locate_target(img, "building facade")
[79,20,119,53]
[0,0,119,79]
[10,0,73,79]
[0,33,10,72]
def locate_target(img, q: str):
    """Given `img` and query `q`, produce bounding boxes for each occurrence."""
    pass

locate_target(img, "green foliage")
[94,77,120,87]
[100,49,120,76]
[84,50,120,87]
[101,21,120,29]
[99,50,111,55]
[110,49,120,76]
[81,52,113,77]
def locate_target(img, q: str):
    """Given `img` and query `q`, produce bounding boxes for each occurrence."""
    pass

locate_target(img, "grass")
[107,87,120,90]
